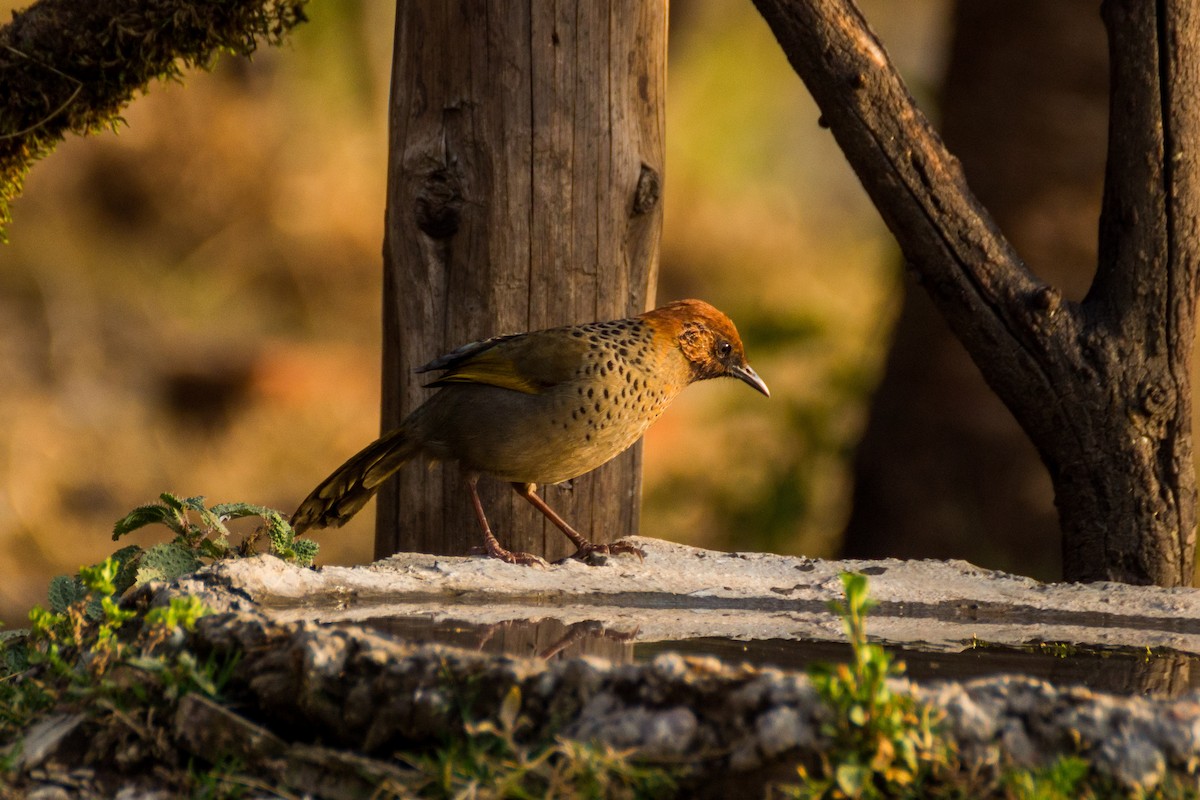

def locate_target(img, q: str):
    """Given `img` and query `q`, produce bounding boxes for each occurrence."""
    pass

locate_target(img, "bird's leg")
[466,475,546,567]
[511,482,645,562]
[538,621,639,660]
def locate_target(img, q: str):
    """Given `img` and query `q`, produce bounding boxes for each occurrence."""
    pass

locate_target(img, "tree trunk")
[841,0,1108,581]
[1060,0,1199,584]
[376,2,666,560]
[752,0,1200,585]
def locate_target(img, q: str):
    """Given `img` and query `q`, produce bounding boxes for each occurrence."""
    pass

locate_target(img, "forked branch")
[754,0,1200,584]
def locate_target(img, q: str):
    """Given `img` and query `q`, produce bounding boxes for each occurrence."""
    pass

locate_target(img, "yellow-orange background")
[0,2,950,625]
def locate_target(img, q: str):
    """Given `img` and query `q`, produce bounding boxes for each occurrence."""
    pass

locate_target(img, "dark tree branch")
[754,0,1200,584]
[0,0,308,239]
[749,0,1079,435]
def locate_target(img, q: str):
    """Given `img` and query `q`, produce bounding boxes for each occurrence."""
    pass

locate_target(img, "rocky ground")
[7,538,1200,797]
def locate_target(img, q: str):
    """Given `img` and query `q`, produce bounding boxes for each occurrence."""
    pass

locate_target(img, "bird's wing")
[417,330,587,395]
[416,333,518,372]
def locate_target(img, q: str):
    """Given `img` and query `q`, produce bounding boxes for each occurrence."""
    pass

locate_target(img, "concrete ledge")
[172,536,1200,655]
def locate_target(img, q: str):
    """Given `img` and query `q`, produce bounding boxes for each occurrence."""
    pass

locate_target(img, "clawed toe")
[494,549,548,568]
[481,539,548,567]
[606,540,646,560]
[565,539,645,564]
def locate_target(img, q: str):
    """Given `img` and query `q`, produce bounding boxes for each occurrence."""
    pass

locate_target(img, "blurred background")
[1,0,1117,626]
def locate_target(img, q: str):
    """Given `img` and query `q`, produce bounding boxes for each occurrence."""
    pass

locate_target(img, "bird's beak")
[730,363,770,397]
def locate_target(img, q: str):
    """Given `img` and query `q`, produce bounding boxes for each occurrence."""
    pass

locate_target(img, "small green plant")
[1,556,224,751]
[787,572,952,799]
[112,492,319,574]
[1001,755,1092,799]
[17,493,317,660]
[2,493,305,782]
[778,576,1200,798]
[405,683,679,799]
[27,559,137,681]
[24,558,215,682]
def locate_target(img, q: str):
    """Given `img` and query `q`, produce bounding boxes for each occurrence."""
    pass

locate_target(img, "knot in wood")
[1028,286,1061,315]
[1078,329,1107,367]
[1138,380,1171,417]
[632,164,661,216]
[415,168,463,239]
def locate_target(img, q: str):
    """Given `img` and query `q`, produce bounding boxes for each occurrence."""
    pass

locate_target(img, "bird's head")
[642,299,770,397]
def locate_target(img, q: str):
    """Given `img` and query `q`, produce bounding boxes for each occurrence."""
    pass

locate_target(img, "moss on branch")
[0,0,308,239]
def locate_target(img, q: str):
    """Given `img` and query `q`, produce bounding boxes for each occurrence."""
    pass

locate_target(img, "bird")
[290,299,769,565]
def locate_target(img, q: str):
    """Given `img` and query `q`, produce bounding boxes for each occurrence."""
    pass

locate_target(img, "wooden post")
[376,2,667,560]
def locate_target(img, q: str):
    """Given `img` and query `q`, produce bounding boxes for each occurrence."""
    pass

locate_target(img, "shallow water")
[353,613,1200,698]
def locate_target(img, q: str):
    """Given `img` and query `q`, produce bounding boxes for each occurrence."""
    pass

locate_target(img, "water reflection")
[353,614,1199,698]
[362,616,639,663]
[640,637,1198,698]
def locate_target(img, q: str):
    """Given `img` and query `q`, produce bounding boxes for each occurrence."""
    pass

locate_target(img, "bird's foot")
[564,538,645,565]
[482,540,548,568]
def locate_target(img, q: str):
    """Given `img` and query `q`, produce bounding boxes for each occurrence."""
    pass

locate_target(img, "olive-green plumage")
[291,299,769,564]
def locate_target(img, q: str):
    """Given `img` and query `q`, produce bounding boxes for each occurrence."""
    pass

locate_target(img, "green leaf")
[112,503,176,539]
[0,629,30,675]
[198,537,232,560]
[144,595,211,631]
[288,537,320,567]
[79,558,121,594]
[1047,756,1090,790]
[83,596,105,622]
[835,763,868,796]
[195,507,231,538]
[158,492,185,510]
[497,685,522,734]
[209,501,275,520]
[263,510,317,566]
[109,544,145,595]
[47,575,86,614]
[268,515,296,547]
[28,606,66,640]
[896,736,917,773]
[135,543,202,585]
[266,518,320,565]
[179,495,208,513]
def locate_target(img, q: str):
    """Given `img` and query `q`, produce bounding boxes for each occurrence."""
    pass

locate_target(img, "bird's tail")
[290,426,421,533]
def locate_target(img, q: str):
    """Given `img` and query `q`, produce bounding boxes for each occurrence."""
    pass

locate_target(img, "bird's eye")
[718,340,733,358]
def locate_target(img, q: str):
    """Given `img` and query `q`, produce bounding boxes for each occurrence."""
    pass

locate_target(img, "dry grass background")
[0,1,949,626]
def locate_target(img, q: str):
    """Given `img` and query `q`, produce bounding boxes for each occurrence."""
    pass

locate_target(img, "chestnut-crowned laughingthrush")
[290,299,769,564]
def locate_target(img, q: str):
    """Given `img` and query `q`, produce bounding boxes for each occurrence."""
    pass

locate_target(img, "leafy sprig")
[112,492,319,582]
[788,572,953,799]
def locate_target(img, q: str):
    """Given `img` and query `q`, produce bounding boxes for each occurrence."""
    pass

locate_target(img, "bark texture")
[753,0,1200,584]
[377,3,666,560]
